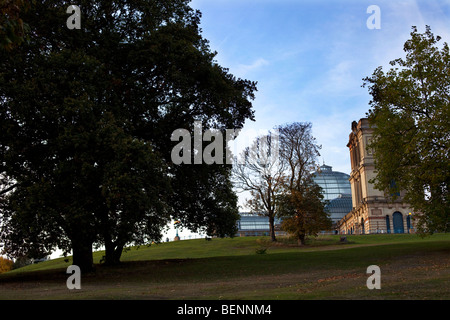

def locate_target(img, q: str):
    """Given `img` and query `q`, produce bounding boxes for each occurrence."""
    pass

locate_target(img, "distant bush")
[0,257,13,273]
[12,256,32,269]
[255,247,267,254]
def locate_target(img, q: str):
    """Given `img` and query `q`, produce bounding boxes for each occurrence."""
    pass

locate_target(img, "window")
[393,212,404,234]
[386,215,391,233]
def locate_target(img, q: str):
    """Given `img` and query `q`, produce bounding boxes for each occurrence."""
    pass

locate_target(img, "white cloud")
[326,60,359,94]
[232,58,270,77]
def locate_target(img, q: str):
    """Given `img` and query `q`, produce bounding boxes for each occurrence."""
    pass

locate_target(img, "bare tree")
[277,122,321,190]
[232,132,285,241]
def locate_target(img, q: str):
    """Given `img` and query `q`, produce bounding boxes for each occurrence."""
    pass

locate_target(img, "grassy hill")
[1,233,450,299]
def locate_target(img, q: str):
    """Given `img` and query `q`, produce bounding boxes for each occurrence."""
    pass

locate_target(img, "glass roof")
[312,165,353,223]
[324,194,353,222]
[237,213,281,231]
[312,165,352,201]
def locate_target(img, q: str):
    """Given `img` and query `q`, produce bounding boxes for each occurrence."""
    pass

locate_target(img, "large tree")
[363,26,449,234]
[276,122,330,245]
[0,0,256,271]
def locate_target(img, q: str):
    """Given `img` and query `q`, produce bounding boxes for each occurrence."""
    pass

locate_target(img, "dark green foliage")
[0,0,256,270]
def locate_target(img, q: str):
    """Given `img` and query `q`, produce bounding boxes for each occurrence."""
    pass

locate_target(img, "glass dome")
[324,194,353,224]
[312,164,351,201]
[312,164,352,225]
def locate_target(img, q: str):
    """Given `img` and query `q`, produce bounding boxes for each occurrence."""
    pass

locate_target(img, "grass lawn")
[0,233,449,300]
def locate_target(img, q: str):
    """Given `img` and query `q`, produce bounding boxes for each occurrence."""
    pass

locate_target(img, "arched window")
[385,215,391,234]
[393,212,404,234]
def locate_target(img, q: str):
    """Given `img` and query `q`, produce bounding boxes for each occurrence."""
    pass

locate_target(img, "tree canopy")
[0,0,256,271]
[363,26,449,234]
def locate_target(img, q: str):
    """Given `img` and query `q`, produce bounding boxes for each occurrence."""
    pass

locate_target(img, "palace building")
[337,118,416,234]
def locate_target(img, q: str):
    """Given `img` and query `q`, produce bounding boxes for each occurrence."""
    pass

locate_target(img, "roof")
[312,165,351,201]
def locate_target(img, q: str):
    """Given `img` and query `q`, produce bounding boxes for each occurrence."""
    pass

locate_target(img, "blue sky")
[190,0,450,178]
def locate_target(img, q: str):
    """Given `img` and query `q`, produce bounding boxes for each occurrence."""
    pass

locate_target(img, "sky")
[189,0,450,178]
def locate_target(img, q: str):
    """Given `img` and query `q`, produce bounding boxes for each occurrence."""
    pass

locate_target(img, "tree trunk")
[104,238,123,266]
[268,215,277,242]
[298,233,306,246]
[72,240,94,273]
[102,212,123,266]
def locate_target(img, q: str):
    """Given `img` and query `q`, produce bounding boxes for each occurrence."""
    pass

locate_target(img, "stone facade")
[337,118,416,234]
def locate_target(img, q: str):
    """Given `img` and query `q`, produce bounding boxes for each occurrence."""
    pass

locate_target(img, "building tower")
[338,118,415,234]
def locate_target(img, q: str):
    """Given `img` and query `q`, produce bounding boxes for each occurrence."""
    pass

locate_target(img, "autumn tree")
[276,122,331,245]
[278,179,330,245]
[363,26,449,234]
[0,256,13,273]
[0,0,30,50]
